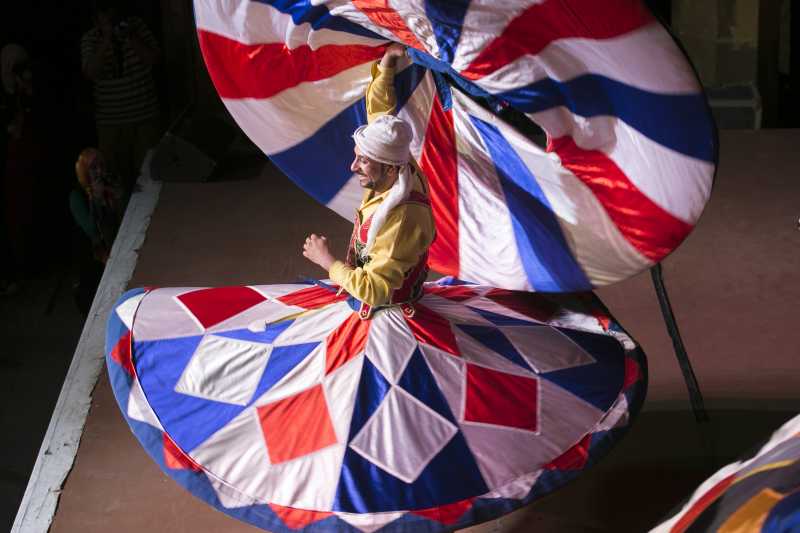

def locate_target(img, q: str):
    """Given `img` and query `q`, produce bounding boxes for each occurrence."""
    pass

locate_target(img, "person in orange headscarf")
[70,147,124,264]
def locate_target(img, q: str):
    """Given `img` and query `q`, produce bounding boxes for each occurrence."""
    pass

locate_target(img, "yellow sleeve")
[365,62,397,123]
[329,204,434,307]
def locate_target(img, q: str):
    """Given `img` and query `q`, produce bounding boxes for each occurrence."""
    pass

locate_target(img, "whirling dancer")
[303,44,433,319]
[106,45,646,533]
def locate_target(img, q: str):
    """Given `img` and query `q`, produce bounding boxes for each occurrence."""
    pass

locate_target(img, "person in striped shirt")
[81,0,161,196]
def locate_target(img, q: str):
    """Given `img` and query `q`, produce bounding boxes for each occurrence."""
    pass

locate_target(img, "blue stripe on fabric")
[424,0,471,64]
[497,74,716,163]
[214,320,293,344]
[256,0,384,39]
[469,115,592,292]
[270,64,427,204]
[764,488,800,533]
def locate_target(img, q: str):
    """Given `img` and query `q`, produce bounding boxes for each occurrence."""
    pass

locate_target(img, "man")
[81,0,161,196]
[303,44,435,318]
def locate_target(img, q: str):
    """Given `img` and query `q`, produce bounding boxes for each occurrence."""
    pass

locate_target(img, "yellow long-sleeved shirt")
[328,63,435,307]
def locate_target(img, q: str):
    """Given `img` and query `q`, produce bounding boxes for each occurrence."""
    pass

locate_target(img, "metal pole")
[650,263,709,422]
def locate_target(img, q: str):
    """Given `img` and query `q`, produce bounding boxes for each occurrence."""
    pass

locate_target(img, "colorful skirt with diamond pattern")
[106,279,646,532]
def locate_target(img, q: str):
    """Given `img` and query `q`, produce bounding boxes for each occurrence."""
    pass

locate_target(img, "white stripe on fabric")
[115,292,145,330]
[450,95,533,291]
[468,23,699,95]
[325,0,402,43]
[450,0,545,72]
[455,92,649,286]
[398,70,437,162]
[194,0,384,49]
[323,0,441,57]
[130,288,206,341]
[530,107,714,224]
[221,61,372,154]
[386,0,441,57]
[326,174,364,219]
[334,511,406,533]
[322,354,364,448]
[126,378,164,430]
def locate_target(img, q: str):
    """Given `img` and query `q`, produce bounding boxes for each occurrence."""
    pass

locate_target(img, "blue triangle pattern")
[333,430,488,513]
[250,341,320,402]
[540,328,625,411]
[397,348,457,424]
[456,324,534,373]
[468,306,536,327]
[346,356,392,443]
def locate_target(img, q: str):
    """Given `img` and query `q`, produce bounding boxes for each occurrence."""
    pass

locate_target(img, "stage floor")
[43,130,800,532]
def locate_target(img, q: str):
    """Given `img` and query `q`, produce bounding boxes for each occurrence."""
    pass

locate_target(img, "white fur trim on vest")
[362,164,412,259]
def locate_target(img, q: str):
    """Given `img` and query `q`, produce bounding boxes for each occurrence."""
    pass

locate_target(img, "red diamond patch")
[177,286,266,329]
[257,384,338,464]
[464,364,538,431]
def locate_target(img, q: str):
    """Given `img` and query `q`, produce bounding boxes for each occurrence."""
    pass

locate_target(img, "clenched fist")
[302,234,336,271]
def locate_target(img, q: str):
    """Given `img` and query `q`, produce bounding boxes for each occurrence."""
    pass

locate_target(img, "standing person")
[302,44,436,318]
[81,0,161,197]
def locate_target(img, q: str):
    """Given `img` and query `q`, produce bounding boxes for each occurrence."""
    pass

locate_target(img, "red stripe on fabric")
[110,330,134,376]
[277,286,348,309]
[461,0,653,80]
[411,498,475,525]
[544,434,592,471]
[485,289,558,323]
[670,474,737,533]
[423,284,479,302]
[419,93,460,277]
[197,30,385,99]
[351,0,427,51]
[550,136,692,263]
[326,313,371,374]
[623,357,642,390]
[405,303,460,356]
[163,433,202,472]
[269,504,333,529]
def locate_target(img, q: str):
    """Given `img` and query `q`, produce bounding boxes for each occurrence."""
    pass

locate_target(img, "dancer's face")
[351,147,398,192]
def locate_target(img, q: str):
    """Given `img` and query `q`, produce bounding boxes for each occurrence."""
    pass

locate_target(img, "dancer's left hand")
[303,234,336,271]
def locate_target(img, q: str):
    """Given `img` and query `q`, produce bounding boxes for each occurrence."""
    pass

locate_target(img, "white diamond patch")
[350,387,457,483]
[175,335,272,405]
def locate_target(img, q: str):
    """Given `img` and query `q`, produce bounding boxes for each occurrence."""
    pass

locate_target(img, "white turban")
[352,114,413,166]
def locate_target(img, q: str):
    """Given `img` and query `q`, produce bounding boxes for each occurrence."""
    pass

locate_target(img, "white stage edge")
[11,173,161,533]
